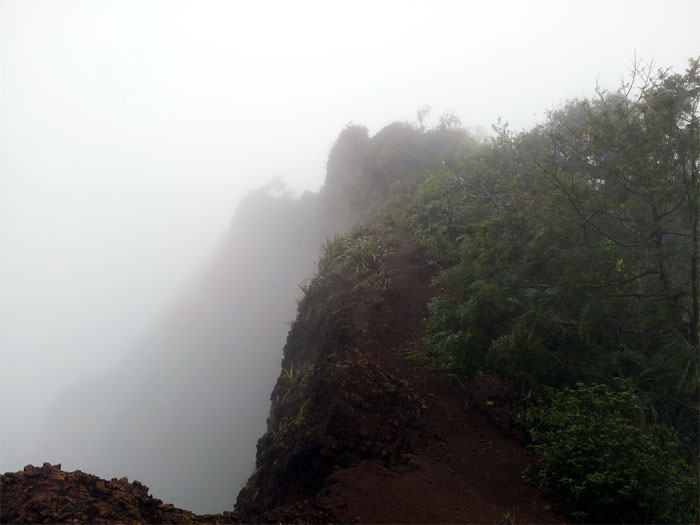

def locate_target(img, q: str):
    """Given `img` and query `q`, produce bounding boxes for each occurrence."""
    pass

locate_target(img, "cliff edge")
[235,226,566,523]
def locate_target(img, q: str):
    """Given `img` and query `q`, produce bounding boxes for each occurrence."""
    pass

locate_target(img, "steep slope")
[235,227,566,523]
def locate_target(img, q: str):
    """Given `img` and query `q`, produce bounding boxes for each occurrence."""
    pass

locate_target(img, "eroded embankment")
[236,229,567,523]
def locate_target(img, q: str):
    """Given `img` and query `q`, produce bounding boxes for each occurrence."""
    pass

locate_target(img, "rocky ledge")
[0,463,239,524]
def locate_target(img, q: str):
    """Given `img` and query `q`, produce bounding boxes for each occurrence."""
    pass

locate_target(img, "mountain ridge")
[3,60,698,522]
[234,226,566,523]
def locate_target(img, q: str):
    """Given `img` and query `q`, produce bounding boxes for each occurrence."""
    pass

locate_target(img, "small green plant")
[282,362,314,386]
[282,363,298,384]
[281,362,314,404]
[501,511,515,524]
[295,398,311,429]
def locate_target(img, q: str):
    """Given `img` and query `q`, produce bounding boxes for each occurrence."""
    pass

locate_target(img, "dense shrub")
[526,382,698,523]
[409,60,699,523]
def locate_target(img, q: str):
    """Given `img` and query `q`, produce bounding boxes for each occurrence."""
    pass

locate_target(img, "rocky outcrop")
[0,463,239,524]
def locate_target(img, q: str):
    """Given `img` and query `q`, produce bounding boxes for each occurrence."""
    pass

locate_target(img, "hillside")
[236,61,698,523]
[236,60,699,523]
[234,226,565,523]
[2,60,698,524]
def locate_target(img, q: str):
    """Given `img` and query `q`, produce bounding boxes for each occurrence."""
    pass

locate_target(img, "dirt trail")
[312,234,565,523]
[238,230,567,523]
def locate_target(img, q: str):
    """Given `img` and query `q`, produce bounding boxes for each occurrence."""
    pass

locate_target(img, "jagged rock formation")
[0,463,239,524]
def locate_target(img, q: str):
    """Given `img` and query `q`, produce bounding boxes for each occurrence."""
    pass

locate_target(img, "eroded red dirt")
[236,228,568,523]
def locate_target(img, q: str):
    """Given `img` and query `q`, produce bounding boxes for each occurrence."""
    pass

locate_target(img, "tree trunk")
[690,146,699,352]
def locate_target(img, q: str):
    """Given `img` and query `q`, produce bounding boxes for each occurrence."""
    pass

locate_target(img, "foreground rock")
[0,463,239,524]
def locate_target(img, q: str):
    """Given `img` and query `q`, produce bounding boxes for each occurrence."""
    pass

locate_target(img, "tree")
[416,105,431,132]
[534,58,700,352]
[422,58,699,430]
[438,110,461,132]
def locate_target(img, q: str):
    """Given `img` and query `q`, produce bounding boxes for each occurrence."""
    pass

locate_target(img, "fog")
[1,0,698,513]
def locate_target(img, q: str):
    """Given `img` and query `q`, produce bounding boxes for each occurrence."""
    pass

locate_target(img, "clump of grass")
[319,233,393,292]
[299,231,393,304]
[280,362,314,404]
[342,235,386,276]
[317,236,347,273]
[282,362,314,387]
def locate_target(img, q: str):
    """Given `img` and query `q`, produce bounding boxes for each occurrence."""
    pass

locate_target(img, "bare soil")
[236,229,569,523]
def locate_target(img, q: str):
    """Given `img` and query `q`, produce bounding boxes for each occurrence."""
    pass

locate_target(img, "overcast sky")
[1,0,698,476]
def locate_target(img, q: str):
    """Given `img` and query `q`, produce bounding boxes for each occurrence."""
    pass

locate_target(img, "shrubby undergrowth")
[409,60,700,522]
[526,382,697,523]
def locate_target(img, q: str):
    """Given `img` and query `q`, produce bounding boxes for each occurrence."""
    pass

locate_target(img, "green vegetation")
[286,57,700,523]
[304,57,699,522]
[525,383,697,523]
[295,398,311,429]
[320,120,480,230]
[267,361,316,442]
[409,59,700,522]
[282,362,314,386]
[281,362,314,402]
[311,231,393,292]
